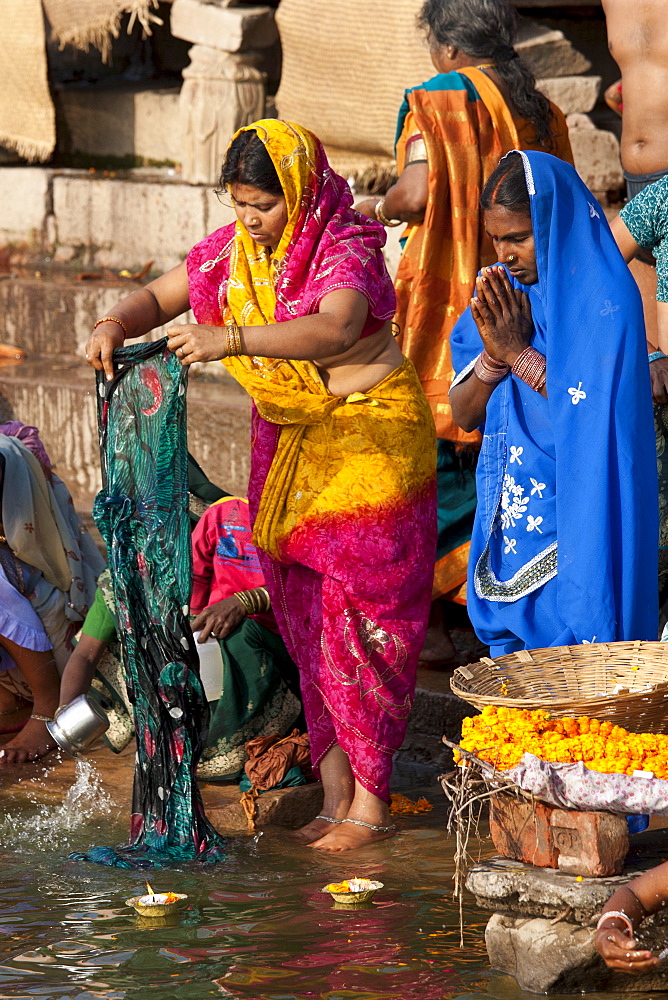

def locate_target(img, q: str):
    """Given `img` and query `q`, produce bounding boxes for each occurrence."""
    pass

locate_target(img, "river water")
[0,762,662,1000]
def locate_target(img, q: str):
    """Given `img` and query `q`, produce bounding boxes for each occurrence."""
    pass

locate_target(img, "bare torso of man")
[604,0,668,174]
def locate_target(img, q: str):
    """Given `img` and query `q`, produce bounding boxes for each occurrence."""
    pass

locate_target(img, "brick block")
[489,794,629,877]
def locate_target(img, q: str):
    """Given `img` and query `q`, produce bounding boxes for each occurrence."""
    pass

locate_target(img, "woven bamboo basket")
[450,641,668,734]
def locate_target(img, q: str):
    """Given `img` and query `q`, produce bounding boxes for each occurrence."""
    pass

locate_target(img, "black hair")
[480,152,530,214]
[218,129,283,197]
[418,0,554,147]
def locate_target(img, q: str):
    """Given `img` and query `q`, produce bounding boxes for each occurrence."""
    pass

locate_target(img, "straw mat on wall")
[276,0,434,158]
[0,0,56,162]
[43,0,162,59]
[0,0,160,163]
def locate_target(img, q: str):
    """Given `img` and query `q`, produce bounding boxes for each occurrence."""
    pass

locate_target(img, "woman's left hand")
[166,323,227,365]
[191,597,247,641]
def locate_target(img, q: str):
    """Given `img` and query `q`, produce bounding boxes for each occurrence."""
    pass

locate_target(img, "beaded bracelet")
[649,351,667,364]
[375,198,402,228]
[93,316,128,337]
[473,350,510,385]
[512,346,546,392]
[595,910,634,937]
[225,322,242,357]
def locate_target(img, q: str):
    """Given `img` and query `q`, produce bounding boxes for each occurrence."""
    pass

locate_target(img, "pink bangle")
[474,350,510,385]
[512,347,546,392]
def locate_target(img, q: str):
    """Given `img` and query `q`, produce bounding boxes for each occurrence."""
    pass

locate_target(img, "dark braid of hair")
[480,152,530,214]
[418,0,555,148]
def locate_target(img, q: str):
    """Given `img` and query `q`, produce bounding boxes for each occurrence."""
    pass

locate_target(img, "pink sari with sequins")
[187,122,436,800]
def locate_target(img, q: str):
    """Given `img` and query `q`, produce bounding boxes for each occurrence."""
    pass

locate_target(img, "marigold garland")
[456,706,668,778]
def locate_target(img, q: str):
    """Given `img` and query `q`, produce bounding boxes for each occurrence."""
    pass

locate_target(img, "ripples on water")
[0,773,660,1000]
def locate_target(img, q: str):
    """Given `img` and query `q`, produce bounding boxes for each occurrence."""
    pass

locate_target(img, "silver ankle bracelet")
[343,817,396,833]
[315,814,343,824]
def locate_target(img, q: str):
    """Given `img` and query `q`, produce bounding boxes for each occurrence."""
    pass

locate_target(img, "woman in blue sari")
[450,150,658,655]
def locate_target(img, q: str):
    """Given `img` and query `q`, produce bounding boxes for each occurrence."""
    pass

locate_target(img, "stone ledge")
[170,0,278,51]
[201,781,324,833]
[51,172,235,271]
[466,856,633,922]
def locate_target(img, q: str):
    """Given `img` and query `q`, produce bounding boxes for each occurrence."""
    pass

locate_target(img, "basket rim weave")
[450,640,668,717]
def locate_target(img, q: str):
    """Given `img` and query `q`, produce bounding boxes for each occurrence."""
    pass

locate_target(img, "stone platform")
[467,833,668,993]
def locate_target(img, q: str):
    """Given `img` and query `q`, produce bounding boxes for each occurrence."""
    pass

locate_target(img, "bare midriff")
[315,321,404,397]
[604,0,668,174]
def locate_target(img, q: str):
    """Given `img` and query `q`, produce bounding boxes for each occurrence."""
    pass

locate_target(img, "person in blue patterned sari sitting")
[449,150,658,655]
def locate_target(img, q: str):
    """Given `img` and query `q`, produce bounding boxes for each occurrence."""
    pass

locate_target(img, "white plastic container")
[192,631,224,702]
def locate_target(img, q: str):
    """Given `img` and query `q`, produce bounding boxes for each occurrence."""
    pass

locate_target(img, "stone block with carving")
[171,0,278,52]
[179,45,266,186]
[489,793,629,877]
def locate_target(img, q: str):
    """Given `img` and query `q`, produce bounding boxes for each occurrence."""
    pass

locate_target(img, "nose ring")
[507,255,515,263]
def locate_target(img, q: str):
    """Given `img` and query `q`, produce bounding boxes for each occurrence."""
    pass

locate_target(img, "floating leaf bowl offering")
[126,882,188,918]
[322,877,383,905]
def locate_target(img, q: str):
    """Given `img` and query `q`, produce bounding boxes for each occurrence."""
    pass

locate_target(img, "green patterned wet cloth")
[73,339,224,867]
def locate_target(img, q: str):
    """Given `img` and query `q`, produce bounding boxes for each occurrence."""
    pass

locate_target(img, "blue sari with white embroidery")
[451,151,658,655]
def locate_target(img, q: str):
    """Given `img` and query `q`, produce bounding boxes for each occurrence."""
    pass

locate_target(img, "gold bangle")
[93,316,129,337]
[234,588,270,615]
[234,590,254,614]
[225,322,243,357]
[375,198,402,228]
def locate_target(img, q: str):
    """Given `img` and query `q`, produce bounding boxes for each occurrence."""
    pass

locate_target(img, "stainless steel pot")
[46,695,109,756]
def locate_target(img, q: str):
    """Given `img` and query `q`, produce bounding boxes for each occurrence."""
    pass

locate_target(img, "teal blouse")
[619,175,668,302]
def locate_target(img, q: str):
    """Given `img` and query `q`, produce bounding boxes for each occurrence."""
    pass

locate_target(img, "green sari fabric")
[74,339,225,868]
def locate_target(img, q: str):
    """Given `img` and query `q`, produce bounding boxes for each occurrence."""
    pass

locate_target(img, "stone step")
[0,166,236,272]
[0,166,408,278]
[0,355,251,501]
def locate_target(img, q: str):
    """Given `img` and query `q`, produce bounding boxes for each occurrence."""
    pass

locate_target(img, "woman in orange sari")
[358,0,573,660]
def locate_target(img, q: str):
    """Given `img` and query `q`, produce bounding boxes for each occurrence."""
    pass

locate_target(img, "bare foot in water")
[0,715,59,765]
[293,815,345,845]
[309,818,396,852]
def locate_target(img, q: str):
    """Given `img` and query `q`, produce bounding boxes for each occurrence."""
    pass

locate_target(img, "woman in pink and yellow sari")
[85,119,437,851]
